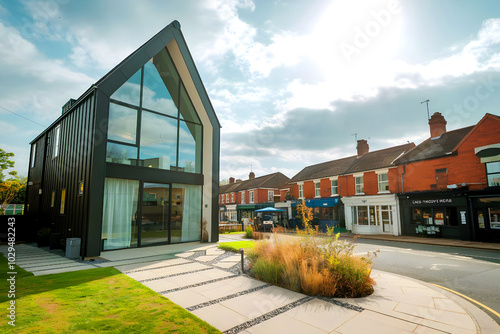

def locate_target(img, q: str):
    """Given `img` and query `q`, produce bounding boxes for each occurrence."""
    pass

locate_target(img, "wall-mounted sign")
[411,198,454,206]
[460,211,467,225]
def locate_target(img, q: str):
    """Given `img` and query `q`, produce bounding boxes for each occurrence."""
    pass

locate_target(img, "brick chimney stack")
[249,171,255,180]
[429,112,447,138]
[357,139,369,157]
[229,177,235,184]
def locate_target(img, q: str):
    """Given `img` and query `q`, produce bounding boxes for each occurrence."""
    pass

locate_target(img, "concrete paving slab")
[395,302,476,331]
[214,262,238,269]
[417,319,476,334]
[280,298,359,332]
[23,261,90,271]
[192,276,268,300]
[115,258,190,272]
[94,254,176,268]
[194,255,219,262]
[163,289,211,308]
[221,254,242,262]
[126,262,210,281]
[192,303,251,332]
[33,264,96,276]
[219,286,304,319]
[246,312,328,334]
[334,310,418,334]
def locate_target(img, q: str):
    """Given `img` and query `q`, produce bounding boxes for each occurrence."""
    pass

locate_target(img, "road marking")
[431,283,500,319]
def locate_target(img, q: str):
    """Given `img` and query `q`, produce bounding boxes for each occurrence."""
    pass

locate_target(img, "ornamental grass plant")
[247,199,375,298]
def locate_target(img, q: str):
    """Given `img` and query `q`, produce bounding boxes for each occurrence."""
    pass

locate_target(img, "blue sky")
[1,0,500,181]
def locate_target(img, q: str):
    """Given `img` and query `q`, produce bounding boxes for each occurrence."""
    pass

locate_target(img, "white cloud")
[0,22,94,122]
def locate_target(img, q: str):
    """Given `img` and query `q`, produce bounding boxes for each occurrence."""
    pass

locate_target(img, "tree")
[0,149,26,214]
[0,148,15,182]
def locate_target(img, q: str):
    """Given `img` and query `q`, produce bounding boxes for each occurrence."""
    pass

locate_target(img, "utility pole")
[421,99,430,120]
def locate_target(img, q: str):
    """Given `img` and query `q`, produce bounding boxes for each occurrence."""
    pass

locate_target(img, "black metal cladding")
[27,92,97,254]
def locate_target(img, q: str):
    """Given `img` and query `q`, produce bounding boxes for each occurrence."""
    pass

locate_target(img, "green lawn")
[218,240,256,253]
[0,255,220,333]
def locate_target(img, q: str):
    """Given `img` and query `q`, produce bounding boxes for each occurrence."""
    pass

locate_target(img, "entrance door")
[140,183,171,246]
[381,205,392,233]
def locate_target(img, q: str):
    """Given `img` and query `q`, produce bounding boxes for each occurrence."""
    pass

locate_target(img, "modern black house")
[26,21,221,258]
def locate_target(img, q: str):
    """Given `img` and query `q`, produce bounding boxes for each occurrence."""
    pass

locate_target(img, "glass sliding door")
[171,184,202,243]
[141,183,171,246]
[102,178,139,250]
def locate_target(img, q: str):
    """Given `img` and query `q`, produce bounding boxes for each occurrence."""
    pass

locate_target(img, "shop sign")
[411,198,453,206]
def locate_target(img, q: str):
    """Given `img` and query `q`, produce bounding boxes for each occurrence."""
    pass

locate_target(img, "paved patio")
[2,240,499,333]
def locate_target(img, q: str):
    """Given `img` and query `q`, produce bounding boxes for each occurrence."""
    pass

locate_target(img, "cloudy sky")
[1,0,500,181]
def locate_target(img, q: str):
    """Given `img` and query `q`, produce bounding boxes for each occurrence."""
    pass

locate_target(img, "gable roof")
[290,143,414,183]
[394,126,474,164]
[451,113,500,152]
[31,20,220,144]
[220,172,290,194]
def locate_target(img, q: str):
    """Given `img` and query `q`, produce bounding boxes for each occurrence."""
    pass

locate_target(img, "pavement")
[1,235,499,334]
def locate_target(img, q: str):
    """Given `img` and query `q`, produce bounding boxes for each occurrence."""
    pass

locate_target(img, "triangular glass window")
[111,69,141,107]
[142,48,179,118]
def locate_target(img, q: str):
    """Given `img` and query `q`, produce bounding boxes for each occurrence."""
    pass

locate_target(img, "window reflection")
[111,69,141,107]
[108,103,137,144]
[143,59,178,117]
[139,111,177,169]
[178,121,201,173]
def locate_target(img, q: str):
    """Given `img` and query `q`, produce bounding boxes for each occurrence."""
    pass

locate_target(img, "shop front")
[343,194,400,235]
[468,190,500,242]
[291,197,340,232]
[398,191,471,240]
[237,203,271,226]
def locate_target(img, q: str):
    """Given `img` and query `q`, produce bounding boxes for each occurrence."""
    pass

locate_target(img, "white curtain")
[179,184,202,241]
[102,178,139,250]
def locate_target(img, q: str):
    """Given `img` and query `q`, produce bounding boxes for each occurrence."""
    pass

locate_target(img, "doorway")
[140,183,171,246]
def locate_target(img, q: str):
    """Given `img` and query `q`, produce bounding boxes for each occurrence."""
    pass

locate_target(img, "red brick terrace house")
[288,141,414,235]
[219,172,290,225]
[395,112,500,242]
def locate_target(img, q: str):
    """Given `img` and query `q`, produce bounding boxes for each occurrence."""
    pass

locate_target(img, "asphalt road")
[345,238,500,323]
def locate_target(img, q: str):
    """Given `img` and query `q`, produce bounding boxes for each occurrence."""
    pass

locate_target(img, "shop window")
[378,173,389,192]
[355,176,364,194]
[422,208,432,224]
[331,179,338,195]
[369,206,376,225]
[477,210,486,229]
[486,162,500,187]
[490,208,500,229]
[357,206,368,225]
[314,182,321,197]
[320,207,335,220]
[411,208,422,224]
[434,209,445,225]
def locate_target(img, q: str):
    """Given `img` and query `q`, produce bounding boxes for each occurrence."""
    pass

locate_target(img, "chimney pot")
[357,139,369,157]
[429,112,447,138]
[229,177,235,184]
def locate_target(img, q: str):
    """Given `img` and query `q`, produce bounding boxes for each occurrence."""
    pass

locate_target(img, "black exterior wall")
[399,190,471,240]
[26,91,97,255]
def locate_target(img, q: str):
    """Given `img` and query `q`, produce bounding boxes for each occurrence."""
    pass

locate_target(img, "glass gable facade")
[106,47,202,174]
